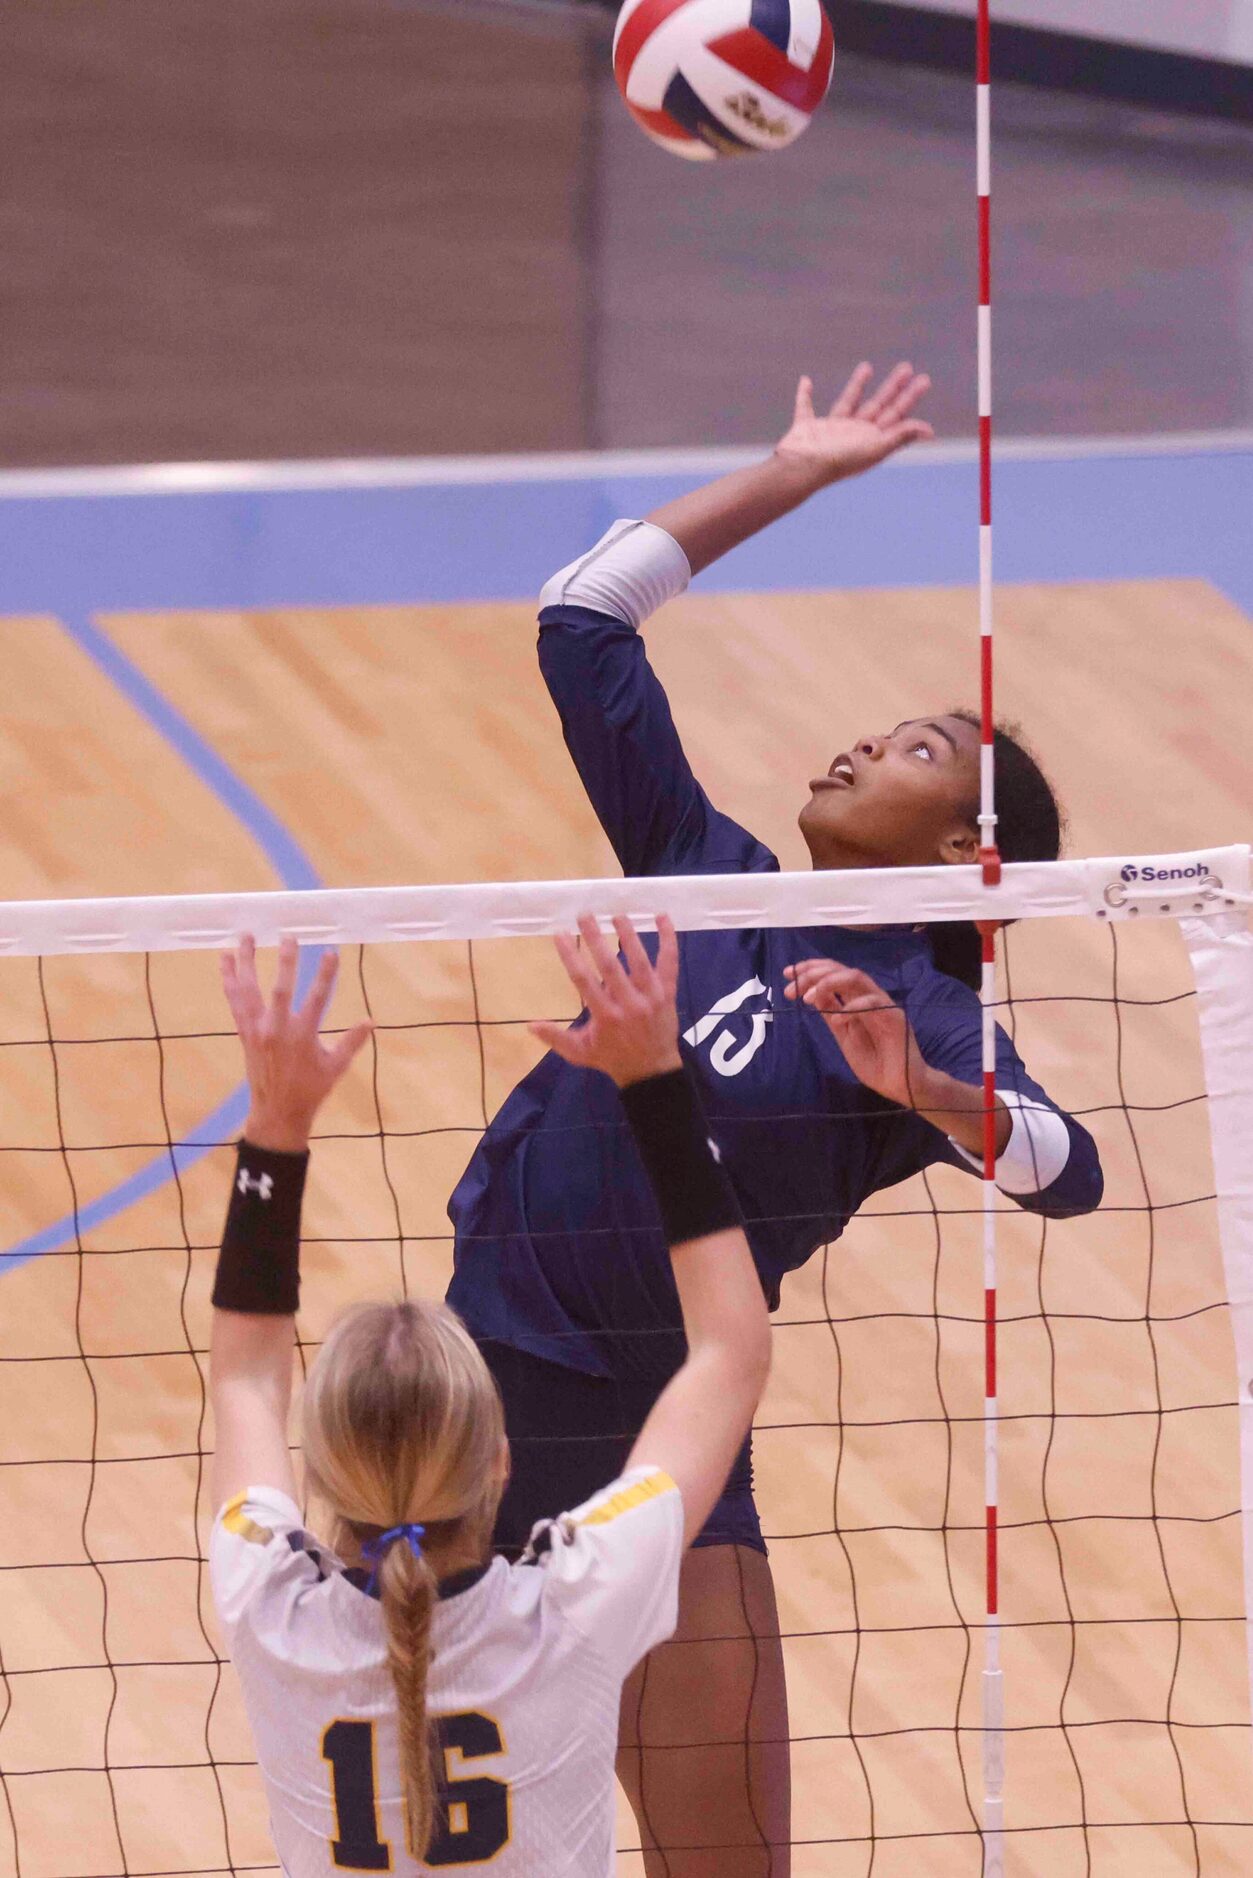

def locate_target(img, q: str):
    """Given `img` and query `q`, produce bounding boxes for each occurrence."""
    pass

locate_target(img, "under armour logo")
[237,1168,273,1201]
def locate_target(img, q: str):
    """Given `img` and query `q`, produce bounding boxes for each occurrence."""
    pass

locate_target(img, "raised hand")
[222,935,373,1152]
[774,361,934,485]
[784,958,930,1109]
[532,914,681,1089]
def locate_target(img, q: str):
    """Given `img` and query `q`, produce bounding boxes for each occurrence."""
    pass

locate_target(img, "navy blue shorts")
[477,1339,765,1559]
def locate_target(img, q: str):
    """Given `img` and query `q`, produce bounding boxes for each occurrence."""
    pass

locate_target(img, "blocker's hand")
[775,361,934,484]
[785,958,932,1110]
[534,913,682,1089]
[222,935,373,1153]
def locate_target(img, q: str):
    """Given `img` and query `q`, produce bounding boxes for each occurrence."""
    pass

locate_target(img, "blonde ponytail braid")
[377,1536,439,1858]
[301,1299,508,1856]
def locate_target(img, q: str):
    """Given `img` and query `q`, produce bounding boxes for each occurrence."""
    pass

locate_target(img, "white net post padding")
[1185,910,1253,1751]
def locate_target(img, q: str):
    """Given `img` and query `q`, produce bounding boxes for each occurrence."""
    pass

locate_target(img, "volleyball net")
[0,846,1251,1876]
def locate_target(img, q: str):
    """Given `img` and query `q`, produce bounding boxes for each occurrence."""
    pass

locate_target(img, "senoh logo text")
[1119,862,1209,885]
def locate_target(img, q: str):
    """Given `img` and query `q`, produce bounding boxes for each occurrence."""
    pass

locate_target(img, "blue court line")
[0,611,322,1276]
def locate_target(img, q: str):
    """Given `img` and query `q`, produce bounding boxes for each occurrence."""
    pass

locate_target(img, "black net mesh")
[0,911,1247,1877]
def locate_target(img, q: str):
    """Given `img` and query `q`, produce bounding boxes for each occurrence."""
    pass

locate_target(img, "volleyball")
[613,0,835,161]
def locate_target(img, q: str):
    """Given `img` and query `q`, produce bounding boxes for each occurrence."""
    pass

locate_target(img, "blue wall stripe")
[0,611,322,1277]
[0,451,1247,615]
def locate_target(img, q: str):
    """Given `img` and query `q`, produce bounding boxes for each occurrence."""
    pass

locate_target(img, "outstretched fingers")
[793,374,817,426]
[540,913,681,1085]
[609,913,680,1011]
[858,362,915,424]
[576,913,629,998]
[221,934,265,1033]
[884,418,935,452]
[528,1017,583,1064]
[654,913,679,1000]
[613,913,653,985]
[269,934,298,1023]
[300,948,341,1033]
[326,1020,374,1076]
[830,361,874,418]
[552,928,604,1013]
[877,371,932,428]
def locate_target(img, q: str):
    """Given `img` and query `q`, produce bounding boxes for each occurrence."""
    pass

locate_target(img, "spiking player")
[446,362,1105,1874]
[209,927,772,1875]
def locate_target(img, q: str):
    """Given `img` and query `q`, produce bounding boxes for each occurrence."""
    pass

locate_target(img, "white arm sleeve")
[538,520,691,628]
[949,1089,1073,1194]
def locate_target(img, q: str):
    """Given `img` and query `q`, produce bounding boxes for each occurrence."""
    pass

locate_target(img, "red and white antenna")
[977,2,1005,1875]
[977,0,998,888]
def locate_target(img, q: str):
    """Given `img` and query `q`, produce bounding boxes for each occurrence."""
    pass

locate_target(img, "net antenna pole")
[976,3,1005,1875]
[977,0,998,889]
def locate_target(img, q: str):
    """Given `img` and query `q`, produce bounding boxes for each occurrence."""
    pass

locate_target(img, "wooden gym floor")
[0,574,1251,1875]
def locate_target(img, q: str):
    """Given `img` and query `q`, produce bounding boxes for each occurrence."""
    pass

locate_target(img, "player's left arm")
[209,938,371,1513]
[785,958,1104,1217]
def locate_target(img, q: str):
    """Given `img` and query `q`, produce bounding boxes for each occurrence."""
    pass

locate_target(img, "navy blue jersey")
[447,604,1103,1380]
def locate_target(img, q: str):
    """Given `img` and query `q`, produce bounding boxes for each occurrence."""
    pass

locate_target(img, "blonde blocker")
[302,1300,506,1857]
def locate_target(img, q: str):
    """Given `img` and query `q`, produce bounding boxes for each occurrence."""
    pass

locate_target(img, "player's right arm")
[538,522,771,877]
[534,914,771,1546]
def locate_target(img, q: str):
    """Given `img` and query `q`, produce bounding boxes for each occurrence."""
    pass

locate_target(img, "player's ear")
[938,819,980,866]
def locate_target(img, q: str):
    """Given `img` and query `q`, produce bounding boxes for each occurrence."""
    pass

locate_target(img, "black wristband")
[211,1140,308,1315]
[619,1065,743,1247]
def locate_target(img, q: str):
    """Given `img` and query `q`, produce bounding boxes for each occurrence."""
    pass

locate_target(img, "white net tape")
[0,845,1246,957]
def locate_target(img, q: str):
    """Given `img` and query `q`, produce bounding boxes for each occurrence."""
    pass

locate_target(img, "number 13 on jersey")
[322,1714,511,1869]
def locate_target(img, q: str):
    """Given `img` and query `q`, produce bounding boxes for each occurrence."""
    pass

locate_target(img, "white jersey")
[209,1466,683,1876]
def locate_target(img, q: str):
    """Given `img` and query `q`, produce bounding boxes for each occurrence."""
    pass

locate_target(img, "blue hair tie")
[361,1523,426,1595]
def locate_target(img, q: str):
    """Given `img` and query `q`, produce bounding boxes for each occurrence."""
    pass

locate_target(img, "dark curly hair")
[926,711,1066,990]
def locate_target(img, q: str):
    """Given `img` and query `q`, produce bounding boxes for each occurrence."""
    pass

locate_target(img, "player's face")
[798,715,984,869]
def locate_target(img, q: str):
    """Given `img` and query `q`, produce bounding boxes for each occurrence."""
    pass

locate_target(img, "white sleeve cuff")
[950,1089,1073,1194]
[539,520,691,629]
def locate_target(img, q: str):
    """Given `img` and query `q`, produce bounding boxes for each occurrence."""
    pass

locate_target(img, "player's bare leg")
[617,1543,791,1877]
